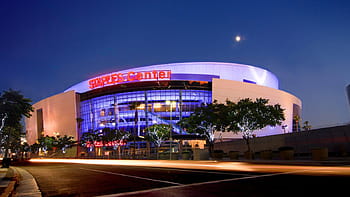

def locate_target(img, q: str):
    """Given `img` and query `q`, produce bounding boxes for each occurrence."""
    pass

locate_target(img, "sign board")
[88,70,171,90]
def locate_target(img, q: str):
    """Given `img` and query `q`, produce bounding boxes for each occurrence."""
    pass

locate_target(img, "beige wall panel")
[25,107,38,145]
[212,78,302,139]
[25,91,78,144]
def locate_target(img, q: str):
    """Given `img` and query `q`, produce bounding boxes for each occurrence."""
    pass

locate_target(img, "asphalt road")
[16,162,350,197]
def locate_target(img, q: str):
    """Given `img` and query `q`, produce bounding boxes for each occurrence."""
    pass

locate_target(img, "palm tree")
[302,121,312,131]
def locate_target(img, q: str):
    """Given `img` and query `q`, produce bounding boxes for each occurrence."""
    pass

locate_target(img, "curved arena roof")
[65,62,279,93]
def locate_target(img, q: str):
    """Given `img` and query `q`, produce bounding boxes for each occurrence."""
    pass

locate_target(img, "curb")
[0,167,41,197]
[11,167,41,197]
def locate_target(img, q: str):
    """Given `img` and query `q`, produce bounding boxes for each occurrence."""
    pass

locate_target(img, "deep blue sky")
[1,0,350,128]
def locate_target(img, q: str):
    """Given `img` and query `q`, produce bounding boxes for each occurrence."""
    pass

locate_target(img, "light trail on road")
[29,158,350,176]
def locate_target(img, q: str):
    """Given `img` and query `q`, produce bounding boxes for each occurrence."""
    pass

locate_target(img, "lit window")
[137,104,145,110]
[153,103,161,109]
[100,109,106,116]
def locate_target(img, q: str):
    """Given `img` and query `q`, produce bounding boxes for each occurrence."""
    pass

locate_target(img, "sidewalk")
[0,166,41,197]
[0,168,9,195]
[0,167,17,197]
[238,159,350,167]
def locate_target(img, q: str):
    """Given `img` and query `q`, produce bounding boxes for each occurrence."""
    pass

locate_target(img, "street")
[15,160,350,197]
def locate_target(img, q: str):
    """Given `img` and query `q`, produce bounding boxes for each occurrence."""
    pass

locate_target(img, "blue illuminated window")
[79,89,212,135]
[243,79,256,84]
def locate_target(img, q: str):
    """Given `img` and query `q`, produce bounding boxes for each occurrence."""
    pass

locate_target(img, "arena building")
[25,62,301,145]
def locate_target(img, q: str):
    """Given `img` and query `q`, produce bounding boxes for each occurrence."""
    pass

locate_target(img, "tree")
[37,135,56,154]
[112,129,129,159]
[145,124,171,159]
[226,98,285,153]
[55,135,76,154]
[100,128,129,158]
[0,113,7,132]
[0,126,22,158]
[19,142,31,160]
[80,130,100,153]
[302,121,312,131]
[30,143,41,155]
[0,89,33,128]
[177,101,227,154]
[80,129,128,158]
[0,89,33,160]
[35,135,76,156]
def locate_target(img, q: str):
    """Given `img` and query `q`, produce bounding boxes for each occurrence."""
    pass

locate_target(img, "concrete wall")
[25,91,79,145]
[214,125,350,155]
[285,125,350,154]
[212,78,302,138]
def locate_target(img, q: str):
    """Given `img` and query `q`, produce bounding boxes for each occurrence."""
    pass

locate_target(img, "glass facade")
[79,89,212,136]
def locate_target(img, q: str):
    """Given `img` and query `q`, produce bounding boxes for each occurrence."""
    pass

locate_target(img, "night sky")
[1,0,350,128]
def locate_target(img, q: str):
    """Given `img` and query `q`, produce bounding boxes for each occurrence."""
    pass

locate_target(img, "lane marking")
[96,168,327,197]
[79,168,183,186]
[139,166,253,176]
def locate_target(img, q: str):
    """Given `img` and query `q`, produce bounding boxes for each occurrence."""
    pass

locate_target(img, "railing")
[147,112,184,134]
[304,122,350,130]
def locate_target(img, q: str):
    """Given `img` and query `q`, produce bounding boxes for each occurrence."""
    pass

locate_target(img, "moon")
[235,35,241,42]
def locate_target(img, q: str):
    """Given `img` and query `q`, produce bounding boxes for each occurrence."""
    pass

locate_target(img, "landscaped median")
[0,167,19,197]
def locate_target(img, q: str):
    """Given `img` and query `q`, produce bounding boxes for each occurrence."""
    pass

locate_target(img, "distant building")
[25,62,302,145]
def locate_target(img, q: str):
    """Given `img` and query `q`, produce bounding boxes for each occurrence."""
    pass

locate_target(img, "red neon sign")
[88,70,171,89]
[86,140,127,148]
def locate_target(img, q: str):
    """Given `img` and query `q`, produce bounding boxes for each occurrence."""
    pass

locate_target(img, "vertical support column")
[144,91,149,130]
[113,95,119,130]
[179,90,183,158]
[179,90,183,134]
[144,90,151,158]
[90,100,95,131]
